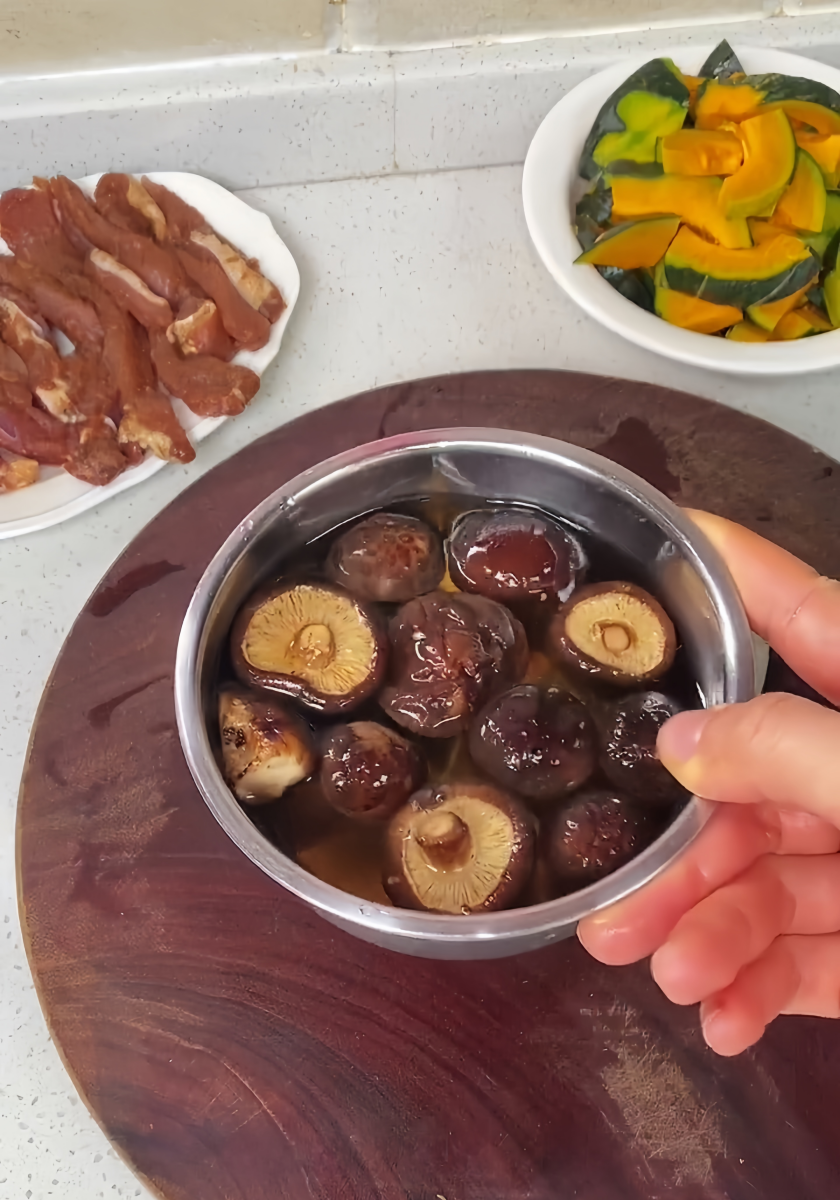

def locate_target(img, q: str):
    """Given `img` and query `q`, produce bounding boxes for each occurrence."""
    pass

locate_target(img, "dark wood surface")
[17,371,840,1200]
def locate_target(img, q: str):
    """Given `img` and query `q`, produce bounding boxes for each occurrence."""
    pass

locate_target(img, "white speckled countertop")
[3,31,840,1198]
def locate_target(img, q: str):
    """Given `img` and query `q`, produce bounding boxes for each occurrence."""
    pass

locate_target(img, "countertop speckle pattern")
[2,163,839,1199]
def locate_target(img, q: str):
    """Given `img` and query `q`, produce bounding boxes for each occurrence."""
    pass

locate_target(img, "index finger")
[686,511,840,706]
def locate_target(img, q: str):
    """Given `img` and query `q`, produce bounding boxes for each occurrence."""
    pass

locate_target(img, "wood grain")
[18,371,840,1200]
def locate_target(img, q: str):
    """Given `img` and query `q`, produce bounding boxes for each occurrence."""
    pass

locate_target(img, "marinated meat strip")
[168,297,235,361]
[0,184,83,272]
[176,246,270,351]
[0,334,125,482]
[149,327,259,417]
[65,414,128,486]
[190,231,285,322]
[88,249,173,328]
[95,290,194,463]
[140,177,209,241]
[0,283,50,337]
[0,257,103,353]
[142,177,284,322]
[0,342,34,405]
[0,455,39,490]
[0,295,80,421]
[0,395,75,464]
[94,174,167,241]
[50,176,188,308]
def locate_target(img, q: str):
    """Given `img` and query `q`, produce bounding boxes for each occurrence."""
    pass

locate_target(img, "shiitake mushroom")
[469,685,597,803]
[548,581,676,687]
[326,512,445,603]
[320,721,426,820]
[219,687,316,804]
[231,581,386,713]
[544,788,652,888]
[447,507,584,605]
[379,589,528,737]
[598,691,687,808]
[384,782,534,913]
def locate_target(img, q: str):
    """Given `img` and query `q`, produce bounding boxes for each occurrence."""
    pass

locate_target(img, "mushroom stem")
[599,622,633,654]
[291,622,335,667]
[415,809,471,868]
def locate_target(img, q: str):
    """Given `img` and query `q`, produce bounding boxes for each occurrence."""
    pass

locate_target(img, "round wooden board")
[18,371,840,1200]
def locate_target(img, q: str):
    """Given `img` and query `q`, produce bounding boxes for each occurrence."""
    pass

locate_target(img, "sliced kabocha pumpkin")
[654,285,741,333]
[695,72,840,133]
[579,58,689,181]
[718,109,796,219]
[795,132,840,187]
[659,128,743,176]
[726,319,772,342]
[772,303,834,339]
[610,174,751,248]
[694,79,767,129]
[575,215,680,269]
[771,149,826,232]
[663,225,819,308]
[746,283,813,333]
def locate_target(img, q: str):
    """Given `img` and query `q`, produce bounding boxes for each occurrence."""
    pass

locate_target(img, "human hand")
[578,511,840,1057]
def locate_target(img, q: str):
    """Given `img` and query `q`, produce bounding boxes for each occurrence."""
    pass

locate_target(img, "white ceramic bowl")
[523,45,840,375]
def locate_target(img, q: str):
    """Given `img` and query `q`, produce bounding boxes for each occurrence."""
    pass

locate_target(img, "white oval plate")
[523,46,840,376]
[0,171,300,539]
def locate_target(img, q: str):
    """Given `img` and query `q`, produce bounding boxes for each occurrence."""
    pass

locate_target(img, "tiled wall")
[0,0,832,75]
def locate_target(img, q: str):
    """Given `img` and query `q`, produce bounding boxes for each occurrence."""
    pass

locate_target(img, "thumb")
[658,693,840,828]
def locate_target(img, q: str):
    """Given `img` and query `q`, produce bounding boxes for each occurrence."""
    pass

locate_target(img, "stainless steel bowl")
[175,428,755,960]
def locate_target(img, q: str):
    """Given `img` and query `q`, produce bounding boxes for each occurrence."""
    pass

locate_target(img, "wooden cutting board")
[18,371,840,1200]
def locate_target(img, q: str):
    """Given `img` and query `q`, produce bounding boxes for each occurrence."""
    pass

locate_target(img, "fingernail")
[657,709,710,765]
[700,999,724,1042]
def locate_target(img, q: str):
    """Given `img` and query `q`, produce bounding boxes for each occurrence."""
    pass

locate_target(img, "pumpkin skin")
[772,149,827,233]
[579,58,689,181]
[726,319,772,342]
[659,128,743,176]
[654,286,742,333]
[719,109,796,219]
[610,174,751,249]
[773,303,834,339]
[663,225,819,308]
[576,215,681,269]
[597,265,655,311]
[698,39,745,83]
[747,283,813,332]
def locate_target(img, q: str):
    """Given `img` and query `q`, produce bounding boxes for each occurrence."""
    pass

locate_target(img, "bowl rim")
[522,43,840,376]
[175,427,755,946]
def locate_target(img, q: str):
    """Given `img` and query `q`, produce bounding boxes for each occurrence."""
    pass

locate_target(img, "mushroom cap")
[231,581,387,713]
[218,687,317,804]
[469,684,597,803]
[447,507,585,605]
[319,720,426,819]
[548,581,676,687]
[598,691,687,808]
[544,788,652,888]
[379,590,529,738]
[326,511,445,603]
[383,782,534,913]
